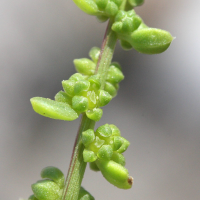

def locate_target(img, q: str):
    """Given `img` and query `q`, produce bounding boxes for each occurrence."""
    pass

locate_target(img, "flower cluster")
[30,47,124,122]
[82,124,132,189]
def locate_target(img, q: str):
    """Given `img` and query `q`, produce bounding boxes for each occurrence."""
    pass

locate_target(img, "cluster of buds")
[30,47,124,122]
[82,124,133,189]
[29,167,94,200]
[112,10,173,54]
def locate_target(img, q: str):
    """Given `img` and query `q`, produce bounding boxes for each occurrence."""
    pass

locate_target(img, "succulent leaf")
[30,97,78,121]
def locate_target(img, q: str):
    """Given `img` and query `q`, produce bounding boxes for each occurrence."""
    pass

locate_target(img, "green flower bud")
[40,166,65,189]
[96,160,133,189]
[30,97,78,121]
[116,137,130,153]
[74,58,96,75]
[89,47,100,63]
[83,149,97,162]
[109,124,121,136]
[131,28,173,54]
[89,162,100,171]
[97,145,113,160]
[104,82,117,97]
[54,91,72,105]
[87,75,101,91]
[74,80,90,95]
[72,96,89,113]
[31,179,61,200]
[89,136,105,152]
[105,1,118,16]
[73,0,99,15]
[98,90,112,107]
[128,0,144,7]
[113,136,124,151]
[28,195,38,200]
[82,129,95,147]
[86,108,103,121]
[69,73,85,81]
[62,80,75,97]
[78,187,95,200]
[111,152,125,166]
[107,65,124,84]
[96,124,112,138]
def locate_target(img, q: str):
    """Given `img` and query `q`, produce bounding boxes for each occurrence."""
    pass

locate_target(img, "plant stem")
[62,19,118,200]
[62,114,95,200]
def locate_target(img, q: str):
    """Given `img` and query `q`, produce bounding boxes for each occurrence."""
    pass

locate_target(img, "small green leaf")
[30,97,78,121]
[31,180,61,200]
[74,58,96,75]
[89,47,100,63]
[96,160,133,189]
[40,166,65,189]
[131,28,173,54]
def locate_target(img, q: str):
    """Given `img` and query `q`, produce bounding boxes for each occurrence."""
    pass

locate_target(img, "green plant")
[28,1,173,199]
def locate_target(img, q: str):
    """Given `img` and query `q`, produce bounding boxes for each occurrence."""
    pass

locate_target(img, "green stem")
[95,19,117,88]
[62,18,118,200]
[62,114,95,200]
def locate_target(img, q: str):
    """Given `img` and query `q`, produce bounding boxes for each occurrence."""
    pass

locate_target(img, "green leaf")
[73,0,99,15]
[96,160,133,189]
[131,28,173,54]
[31,180,61,200]
[40,166,65,189]
[30,97,78,121]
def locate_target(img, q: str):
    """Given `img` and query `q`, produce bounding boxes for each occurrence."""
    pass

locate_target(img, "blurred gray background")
[1,0,200,199]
